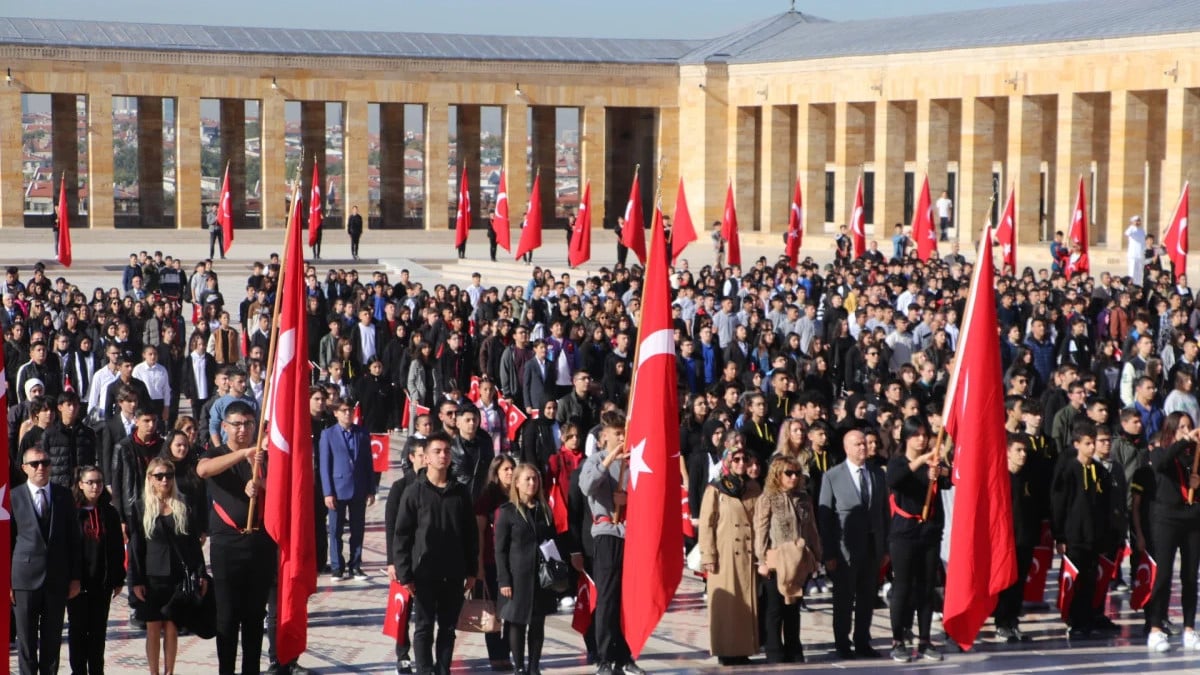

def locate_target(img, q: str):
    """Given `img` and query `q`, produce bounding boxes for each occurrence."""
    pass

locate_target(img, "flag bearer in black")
[196,401,277,675]
[994,433,1040,642]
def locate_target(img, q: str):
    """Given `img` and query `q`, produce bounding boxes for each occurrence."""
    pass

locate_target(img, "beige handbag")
[456,582,501,634]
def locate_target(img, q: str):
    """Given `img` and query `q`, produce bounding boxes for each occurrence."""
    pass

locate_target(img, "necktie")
[857,467,869,507]
[36,488,50,538]
[36,488,46,517]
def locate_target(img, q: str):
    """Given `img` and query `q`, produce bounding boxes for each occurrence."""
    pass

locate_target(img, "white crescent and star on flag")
[268,328,296,454]
[628,329,676,490]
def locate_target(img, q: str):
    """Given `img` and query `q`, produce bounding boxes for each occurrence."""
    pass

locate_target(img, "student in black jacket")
[67,465,126,675]
[995,433,1041,642]
[385,439,426,675]
[1050,422,1111,639]
[393,431,479,675]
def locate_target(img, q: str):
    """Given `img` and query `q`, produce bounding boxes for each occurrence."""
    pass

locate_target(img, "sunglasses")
[783,470,801,478]
[151,472,175,482]
[24,460,48,469]
[729,456,746,464]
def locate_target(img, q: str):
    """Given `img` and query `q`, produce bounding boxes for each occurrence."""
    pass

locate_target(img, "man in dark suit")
[818,429,888,660]
[521,339,557,415]
[11,447,82,675]
[346,205,364,259]
[319,400,376,581]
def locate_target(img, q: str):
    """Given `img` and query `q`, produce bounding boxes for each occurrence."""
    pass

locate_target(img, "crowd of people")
[2,211,1200,674]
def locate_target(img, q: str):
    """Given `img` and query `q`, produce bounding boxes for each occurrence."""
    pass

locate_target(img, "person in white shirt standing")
[132,344,171,424]
[935,191,953,241]
[1125,215,1146,286]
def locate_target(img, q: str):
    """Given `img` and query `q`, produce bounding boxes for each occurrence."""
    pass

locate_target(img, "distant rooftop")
[1,0,1198,66]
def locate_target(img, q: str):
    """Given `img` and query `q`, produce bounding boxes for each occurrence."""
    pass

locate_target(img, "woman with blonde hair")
[699,430,763,665]
[774,418,812,468]
[128,457,208,675]
[754,455,821,663]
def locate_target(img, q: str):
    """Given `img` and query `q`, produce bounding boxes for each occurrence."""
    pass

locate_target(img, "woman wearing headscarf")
[517,399,561,474]
[698,429,762,665]
[688,417,729,533]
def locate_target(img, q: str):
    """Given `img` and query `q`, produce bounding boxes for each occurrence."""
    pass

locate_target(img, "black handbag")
[537,552,570,593]
[160,526,217,639]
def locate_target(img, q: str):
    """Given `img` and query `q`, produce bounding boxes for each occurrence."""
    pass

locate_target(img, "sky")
[12,0,1060,39]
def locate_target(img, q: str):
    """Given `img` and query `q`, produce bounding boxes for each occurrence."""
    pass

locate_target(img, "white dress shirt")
[190,351,209,401]
[132,362,172,402]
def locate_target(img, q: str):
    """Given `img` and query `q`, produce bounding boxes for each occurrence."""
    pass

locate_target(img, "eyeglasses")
[224,420,253,428]
[151,472,175,482]
[783,470,801,478]
[24,460,48,469]
[729,456,746,464]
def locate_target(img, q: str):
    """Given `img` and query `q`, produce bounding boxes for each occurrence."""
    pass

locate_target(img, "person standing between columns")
[615,217,629,268]
[11,447,82,675]
[935,191,953,241]
[207,205,225,260]
[347,205,364,260]
[487,209,499,262]
[1126,215,1147,286]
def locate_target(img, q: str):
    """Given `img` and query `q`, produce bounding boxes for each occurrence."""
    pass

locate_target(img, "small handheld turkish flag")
[681,486,695,539]
[382,581,411,644]
[1023,545,1052,603]
[1131,554,1157,610]
[1057,555,1079,621]
[1093,554,1116,610]
[370,434,390,473]
[572,573,597,635]
[498,398,527,442]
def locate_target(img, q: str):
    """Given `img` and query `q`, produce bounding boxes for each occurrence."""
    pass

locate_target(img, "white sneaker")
[558,596,576,611]
[1148,630,1171,652]
[1184,630,1200,651]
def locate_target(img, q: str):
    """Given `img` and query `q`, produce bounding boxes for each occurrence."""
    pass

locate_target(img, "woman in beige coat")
[699,430,763,665]
[754,454,822,664]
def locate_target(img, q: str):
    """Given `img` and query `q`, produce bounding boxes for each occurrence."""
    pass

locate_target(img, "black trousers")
[488,239,497,261]
[14,585,67,675]
[349,233,361,257]
[456,243,466,259]
[67,586,113,674]
[311,231,322,259]
[209,229,225,258]
[1148,515,1200,630]
[761,573,801,662]
[593,535,632,666]
[212,541,274,675]
[830,542,879,650]
[411,574,466,675]
[616,243,628,267]
[507,616,546,670]
[313,478,328,575]
[994,545,1033,629]
[1065,546,1097,630]
[889,535,940,644]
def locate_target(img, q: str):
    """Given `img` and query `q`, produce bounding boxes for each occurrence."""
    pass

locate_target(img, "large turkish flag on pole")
[307,162,322,248]
[785,177,802,266]
[721,181,741,267]
[621,202,683,658]
[622,169,647,264]
[913,174,936,261]
[56,173,72,268]
[493,170,511,252]
[941,220,1016,650]
[264,187,317,665]
[670,177,696,265]
[1164,182,1189,281]
[851,175,867,258]
[454,166,471,249]
[218,162,234,254]
[1069,176,1089,256]
[514,174,544,261]
[568,180,592,267]
[994,185,1017,272]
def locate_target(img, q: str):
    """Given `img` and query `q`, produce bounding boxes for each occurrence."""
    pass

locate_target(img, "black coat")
[495,501,563,624]
[40,420,98,489]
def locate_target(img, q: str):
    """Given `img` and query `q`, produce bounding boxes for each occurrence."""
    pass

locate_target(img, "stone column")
[1055,93,1094,240]
[657,106,680,219]
[1161,88,1200,249]
[580,105,606,227]
[260,94,286,229]
[1107,91,1149,248]
[300,101,326,225]
[219,99,247,230]
[732,106,758,231]
[175,93,201,229]
[343,97,369,231]
[530,106,557,224]
[1006,95,1045,245]
[51,94,80,227]
[379,103,406,228]
[916,99,950,199]
[136,96,165,227]
[796,104,829,236]
[960,97,998,237]
[0,87,21,227]
[504,103,529,229]
[760,105,795,234]
[87,90,114,229]
[834,101,867,229]
[456,104,482,227]
[424,102,449,231]
[874,100,908,231]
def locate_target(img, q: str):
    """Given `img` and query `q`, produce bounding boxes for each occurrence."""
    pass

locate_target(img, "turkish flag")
[721,181,741,267]
[940,221,1016,650]
[218,162,234,254]
[1023,545,1053,603]
[454,166,471,249]
[308,162,322,248]
[382,581,412,643]
[622,170,647,264]
[351,403,362,427]
[370,433,390,473]
[1093,554,1116,609]
[1056,555,1079,621]
[671,177,696,265]
[514,174,543,261]
[56,174,71,268]
[568,180,592,267]
[467,376,481,404]
[1164,182,1189,281]
[547,478,569,534]
[1068,175,1090,266]
[572,573,597,635]
[263,186,317,666]
[498,398,527,442]
[0,326,12,657]
[851,175,867,259]
[785,178,803,266]
[681,485,695,539]
[1130,553,1157,610]
[994,185,1017,272]
[494,170,511,252]
[913,174,936,261]
[621,194,683,658]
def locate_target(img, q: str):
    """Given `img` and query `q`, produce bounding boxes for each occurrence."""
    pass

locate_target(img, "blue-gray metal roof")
[0,16,702,64]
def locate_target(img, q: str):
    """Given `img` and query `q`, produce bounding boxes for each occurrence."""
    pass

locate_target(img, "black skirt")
[142,575,179,623]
